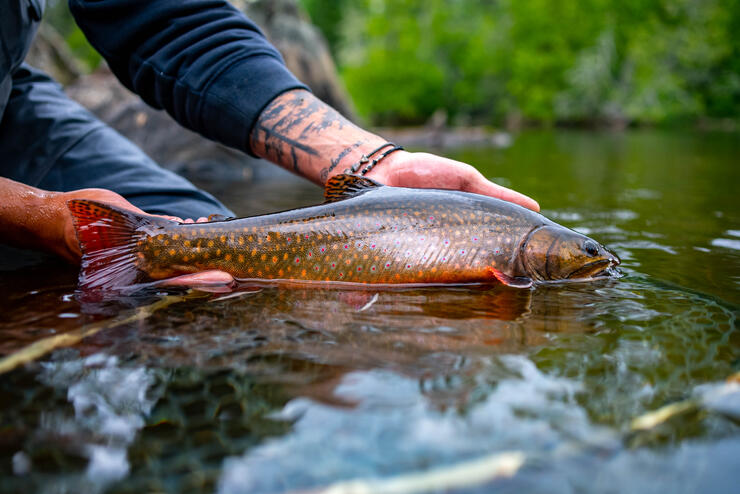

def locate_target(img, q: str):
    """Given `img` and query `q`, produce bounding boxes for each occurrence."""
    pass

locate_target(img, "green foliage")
[42,0,740,125]
[45,0,102,71]
[306,0,740,126]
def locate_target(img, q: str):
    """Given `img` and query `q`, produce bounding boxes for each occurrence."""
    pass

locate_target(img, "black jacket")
[0,0,307,156]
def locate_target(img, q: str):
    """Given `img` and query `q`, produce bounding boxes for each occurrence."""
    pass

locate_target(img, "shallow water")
[1,129,738,493]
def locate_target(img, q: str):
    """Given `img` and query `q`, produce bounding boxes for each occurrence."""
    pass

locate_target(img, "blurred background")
[39,0,740,130]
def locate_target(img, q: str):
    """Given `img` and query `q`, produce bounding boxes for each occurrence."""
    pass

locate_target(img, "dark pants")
[0,64,233,218]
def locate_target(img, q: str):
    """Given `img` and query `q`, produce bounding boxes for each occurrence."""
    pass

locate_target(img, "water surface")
[1,130,738,493]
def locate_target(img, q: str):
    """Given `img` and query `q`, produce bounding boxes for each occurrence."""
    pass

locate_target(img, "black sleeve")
[68,0,308,155]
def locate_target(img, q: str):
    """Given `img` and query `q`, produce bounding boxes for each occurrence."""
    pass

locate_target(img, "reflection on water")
[37,355,161,492]
[0,130,738,493]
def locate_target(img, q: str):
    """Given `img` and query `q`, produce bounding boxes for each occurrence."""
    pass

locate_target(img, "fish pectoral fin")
[324,173,383,202]
[488,267,533,288]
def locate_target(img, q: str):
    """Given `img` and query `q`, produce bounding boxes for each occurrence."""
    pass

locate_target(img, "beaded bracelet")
[345,143,405,176]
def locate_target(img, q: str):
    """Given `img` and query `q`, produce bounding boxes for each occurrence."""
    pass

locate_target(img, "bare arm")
[250,89,539,211]
[0,178,154,263]
[0,177,214,264]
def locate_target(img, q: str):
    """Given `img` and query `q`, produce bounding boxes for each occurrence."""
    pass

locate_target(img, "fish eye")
[583,240,599,257]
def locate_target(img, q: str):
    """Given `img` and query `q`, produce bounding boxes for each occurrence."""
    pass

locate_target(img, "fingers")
[377,153,541,212]
[468,176,540,212]
[169,216,209,224]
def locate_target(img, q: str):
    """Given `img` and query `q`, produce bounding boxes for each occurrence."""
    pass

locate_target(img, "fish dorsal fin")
[324,173,382,202]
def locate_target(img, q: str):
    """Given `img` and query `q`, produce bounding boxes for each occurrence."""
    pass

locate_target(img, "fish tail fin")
[67,200,170,290]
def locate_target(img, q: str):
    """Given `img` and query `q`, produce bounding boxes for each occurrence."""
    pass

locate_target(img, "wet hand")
[57,189,236,289]
[364,151,540,212]
[55,189,215,258]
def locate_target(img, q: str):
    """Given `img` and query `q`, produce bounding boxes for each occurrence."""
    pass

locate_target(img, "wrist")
[360,148,410,183]
[325,141,409,183]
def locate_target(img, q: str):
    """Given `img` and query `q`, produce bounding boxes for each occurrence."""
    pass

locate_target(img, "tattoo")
[251,89,372,183]
[254,122,320,156]
[291,147,299,173]
[319,140,364,182]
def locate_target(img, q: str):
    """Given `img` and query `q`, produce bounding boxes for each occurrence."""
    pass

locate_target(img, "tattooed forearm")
[319,140,365,183]
[250,89,388,185]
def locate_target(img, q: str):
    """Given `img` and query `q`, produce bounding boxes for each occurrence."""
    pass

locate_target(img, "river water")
[0,130,738,493]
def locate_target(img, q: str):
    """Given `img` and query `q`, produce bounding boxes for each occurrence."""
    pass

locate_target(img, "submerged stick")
[294,451,525,494]
[0,293,190,374]
[629,400,698,431]
[630,371,740,432]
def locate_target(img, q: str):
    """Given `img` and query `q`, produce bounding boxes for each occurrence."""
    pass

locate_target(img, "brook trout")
[69,174,619,290]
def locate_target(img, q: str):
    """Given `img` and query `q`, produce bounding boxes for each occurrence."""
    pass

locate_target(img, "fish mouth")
[567,258,617,280]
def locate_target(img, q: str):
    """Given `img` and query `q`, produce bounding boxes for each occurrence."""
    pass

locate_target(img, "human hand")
[53,188,211,263]
[58,189,234,291]
[363,151,540,212]
[54,189,235,289]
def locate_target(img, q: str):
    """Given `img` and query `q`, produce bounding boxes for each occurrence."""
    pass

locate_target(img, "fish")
[68,174,620,291]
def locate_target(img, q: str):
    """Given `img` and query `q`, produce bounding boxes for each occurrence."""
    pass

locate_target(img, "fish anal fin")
[324,173,382,202]
[67,200,172,291]
[488,267,533,288]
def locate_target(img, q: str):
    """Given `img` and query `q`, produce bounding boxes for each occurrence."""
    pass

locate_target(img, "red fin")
[67,200,171,290]
[489,267,533,288]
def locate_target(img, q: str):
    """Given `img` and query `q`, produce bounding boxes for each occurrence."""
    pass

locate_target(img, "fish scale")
[68,174,620,290]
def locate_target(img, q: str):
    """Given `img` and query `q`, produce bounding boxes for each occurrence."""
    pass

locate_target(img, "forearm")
[0,177,68,258]
[250,89,399,185]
